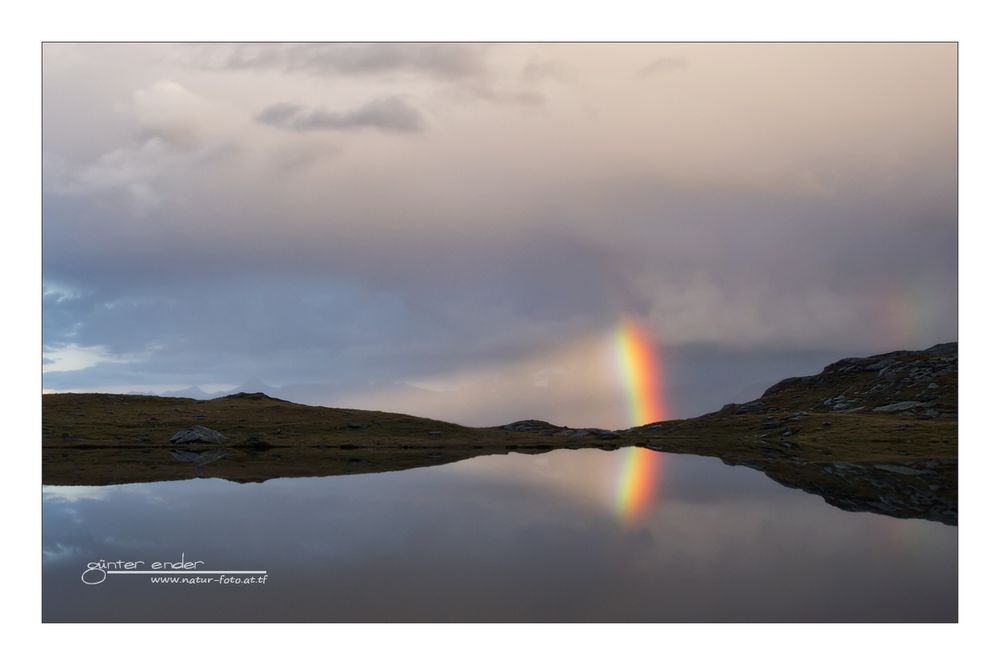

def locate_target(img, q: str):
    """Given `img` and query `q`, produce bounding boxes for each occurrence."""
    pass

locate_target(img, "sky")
[42,43,957,429]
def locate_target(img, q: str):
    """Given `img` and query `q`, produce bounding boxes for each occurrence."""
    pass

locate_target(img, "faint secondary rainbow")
[874,283,937,351]
[612,319,670,522]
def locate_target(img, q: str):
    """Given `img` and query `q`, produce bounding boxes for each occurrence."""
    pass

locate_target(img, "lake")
[42,447,957,622]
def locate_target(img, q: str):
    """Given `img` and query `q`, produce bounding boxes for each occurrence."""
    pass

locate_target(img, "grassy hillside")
[42,391,589,484]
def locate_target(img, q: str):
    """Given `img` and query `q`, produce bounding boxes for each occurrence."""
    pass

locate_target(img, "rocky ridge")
[718,342,957,419]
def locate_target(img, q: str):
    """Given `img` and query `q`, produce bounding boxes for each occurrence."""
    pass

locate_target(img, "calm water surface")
[42,448,957,621]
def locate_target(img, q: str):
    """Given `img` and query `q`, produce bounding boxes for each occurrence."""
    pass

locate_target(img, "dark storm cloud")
[41,165,956,411]
[255,97,424,133]
[41,203,631,369]
[220,43,488,80]
[205,43,545,108]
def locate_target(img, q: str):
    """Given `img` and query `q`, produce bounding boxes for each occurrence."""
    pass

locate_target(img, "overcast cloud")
[42,43,957,428]
[256,97,424,133]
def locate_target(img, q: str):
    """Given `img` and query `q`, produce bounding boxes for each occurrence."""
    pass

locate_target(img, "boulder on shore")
[169,425,226,444]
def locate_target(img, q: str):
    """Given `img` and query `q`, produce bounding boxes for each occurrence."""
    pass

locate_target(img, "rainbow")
[613,319,668,426]
[874,283,938,351]
[612,319,669,521]
[616,447,661,521]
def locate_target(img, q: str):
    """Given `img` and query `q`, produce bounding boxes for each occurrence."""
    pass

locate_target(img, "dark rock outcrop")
[500,420,563,434]
[169,425,226,444]
[753,342,957,417]
[214,392,288,402]
[498,420,618,439]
